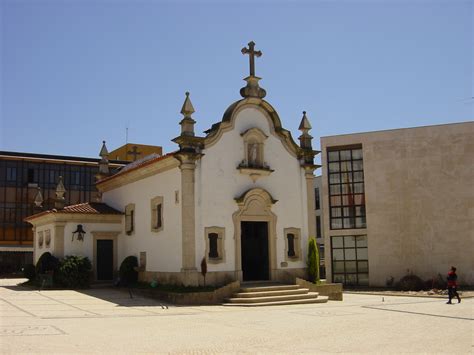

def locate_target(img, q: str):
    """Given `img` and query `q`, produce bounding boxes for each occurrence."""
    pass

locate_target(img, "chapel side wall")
[196,107,309,277]
[103,168,183,272]
[322,122,474,286]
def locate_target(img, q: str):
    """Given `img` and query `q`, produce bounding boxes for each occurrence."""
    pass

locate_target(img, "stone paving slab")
[0,278,472,354]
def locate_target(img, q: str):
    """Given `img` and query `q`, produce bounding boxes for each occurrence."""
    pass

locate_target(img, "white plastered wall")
[103,167,182,272]
[195,106,309,272]
[63,222,122,261]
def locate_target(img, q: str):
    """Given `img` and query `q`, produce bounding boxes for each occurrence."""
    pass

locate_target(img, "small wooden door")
[241,221,269,281]
[96,240,113,280]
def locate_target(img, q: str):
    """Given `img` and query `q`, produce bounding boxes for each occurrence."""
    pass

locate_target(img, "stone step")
[233,288,311,298]
[223,296,329,307]
[226,291,320,304]
[240,284,301,293]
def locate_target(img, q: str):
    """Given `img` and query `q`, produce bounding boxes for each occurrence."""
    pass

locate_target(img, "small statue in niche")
[248,143,258,167]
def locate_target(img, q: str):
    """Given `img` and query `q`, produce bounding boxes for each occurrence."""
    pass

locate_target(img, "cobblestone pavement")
[1,279,472,354]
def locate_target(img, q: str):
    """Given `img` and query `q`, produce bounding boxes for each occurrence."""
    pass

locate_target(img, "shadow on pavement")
[1,279,171,309]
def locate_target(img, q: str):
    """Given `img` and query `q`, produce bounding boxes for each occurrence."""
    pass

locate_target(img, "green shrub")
[307,237,320,283]
[396,274,425,291]
[119,256,138,285]
[35,252,59,275]
[22,264,36,280]
[57,255,92,288]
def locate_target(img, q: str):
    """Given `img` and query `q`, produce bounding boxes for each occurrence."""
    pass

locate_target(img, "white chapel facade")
[26,42,319,286]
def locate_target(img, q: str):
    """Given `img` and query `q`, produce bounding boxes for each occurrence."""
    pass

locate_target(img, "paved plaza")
[0,279,472,354]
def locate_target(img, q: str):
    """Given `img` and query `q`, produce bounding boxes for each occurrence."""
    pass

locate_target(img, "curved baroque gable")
[204,98,303,157]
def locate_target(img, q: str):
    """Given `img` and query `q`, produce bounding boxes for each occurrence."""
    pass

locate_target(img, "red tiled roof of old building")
[25,202,123,222]
[96,151,177,185]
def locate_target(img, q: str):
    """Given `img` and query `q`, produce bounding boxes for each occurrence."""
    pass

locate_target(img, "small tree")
[307,237,320,283]
[200,257,207,286]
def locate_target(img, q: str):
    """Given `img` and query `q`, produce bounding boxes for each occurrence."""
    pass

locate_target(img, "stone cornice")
[97,155,180,192]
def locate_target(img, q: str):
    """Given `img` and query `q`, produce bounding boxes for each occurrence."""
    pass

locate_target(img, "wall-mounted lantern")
[72,224,86,242]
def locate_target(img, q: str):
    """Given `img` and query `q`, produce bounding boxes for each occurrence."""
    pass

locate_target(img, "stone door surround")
[232,188,277,282]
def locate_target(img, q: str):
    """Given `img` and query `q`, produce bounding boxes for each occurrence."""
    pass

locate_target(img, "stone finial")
[179,92,196,137]
[55,176,66,210]
[34,187,43,208]
[98,140,110,176]
[181,92,195,118]
[95,191,103,203]
[298,111,313,150]
[240,76,266,99]
[99,140,109,158]
[298,111,312,131]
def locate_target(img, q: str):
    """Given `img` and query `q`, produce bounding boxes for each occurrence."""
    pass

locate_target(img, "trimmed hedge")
[119,256,138,285]
[22,264,36,281]
[35,252,59,275]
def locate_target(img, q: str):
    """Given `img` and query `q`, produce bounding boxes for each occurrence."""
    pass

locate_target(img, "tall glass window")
[6,167,17,181]
[314,188,320,210]
[316,216,322,238]
[327,147,366,229]
[331,235,368,286]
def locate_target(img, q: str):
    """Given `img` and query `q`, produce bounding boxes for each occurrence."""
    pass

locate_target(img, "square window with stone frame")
[125,203,135,235]
[284,227,301,261]
[327,146,366,230]
[205,227,225,263]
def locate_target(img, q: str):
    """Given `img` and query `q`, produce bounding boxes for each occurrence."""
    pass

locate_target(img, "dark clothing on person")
[447,270,461,304]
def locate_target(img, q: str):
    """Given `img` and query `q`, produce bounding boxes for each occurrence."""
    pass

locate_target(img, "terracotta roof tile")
[25,202,123,222]
[61,202,123,215]
[96,151,177,185]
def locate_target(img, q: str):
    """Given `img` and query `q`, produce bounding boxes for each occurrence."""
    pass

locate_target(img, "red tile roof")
[96,151,177,185]
[25,202,123,222]
[61,202,123,215]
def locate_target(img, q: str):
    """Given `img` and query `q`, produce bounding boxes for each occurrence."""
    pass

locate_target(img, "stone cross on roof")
[241,41,262,77]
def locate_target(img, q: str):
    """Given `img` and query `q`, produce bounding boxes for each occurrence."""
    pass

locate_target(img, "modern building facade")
[321,122,474,286]
[314,176,325,278]
[0,151,127,273]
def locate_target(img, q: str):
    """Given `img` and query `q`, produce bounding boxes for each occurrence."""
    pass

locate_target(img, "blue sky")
[1,0,472,160]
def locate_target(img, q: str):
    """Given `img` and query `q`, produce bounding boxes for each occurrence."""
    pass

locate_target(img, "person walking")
[446,266,461,304]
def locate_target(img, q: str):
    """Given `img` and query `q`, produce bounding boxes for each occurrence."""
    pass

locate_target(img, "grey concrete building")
[321,122,473,286]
